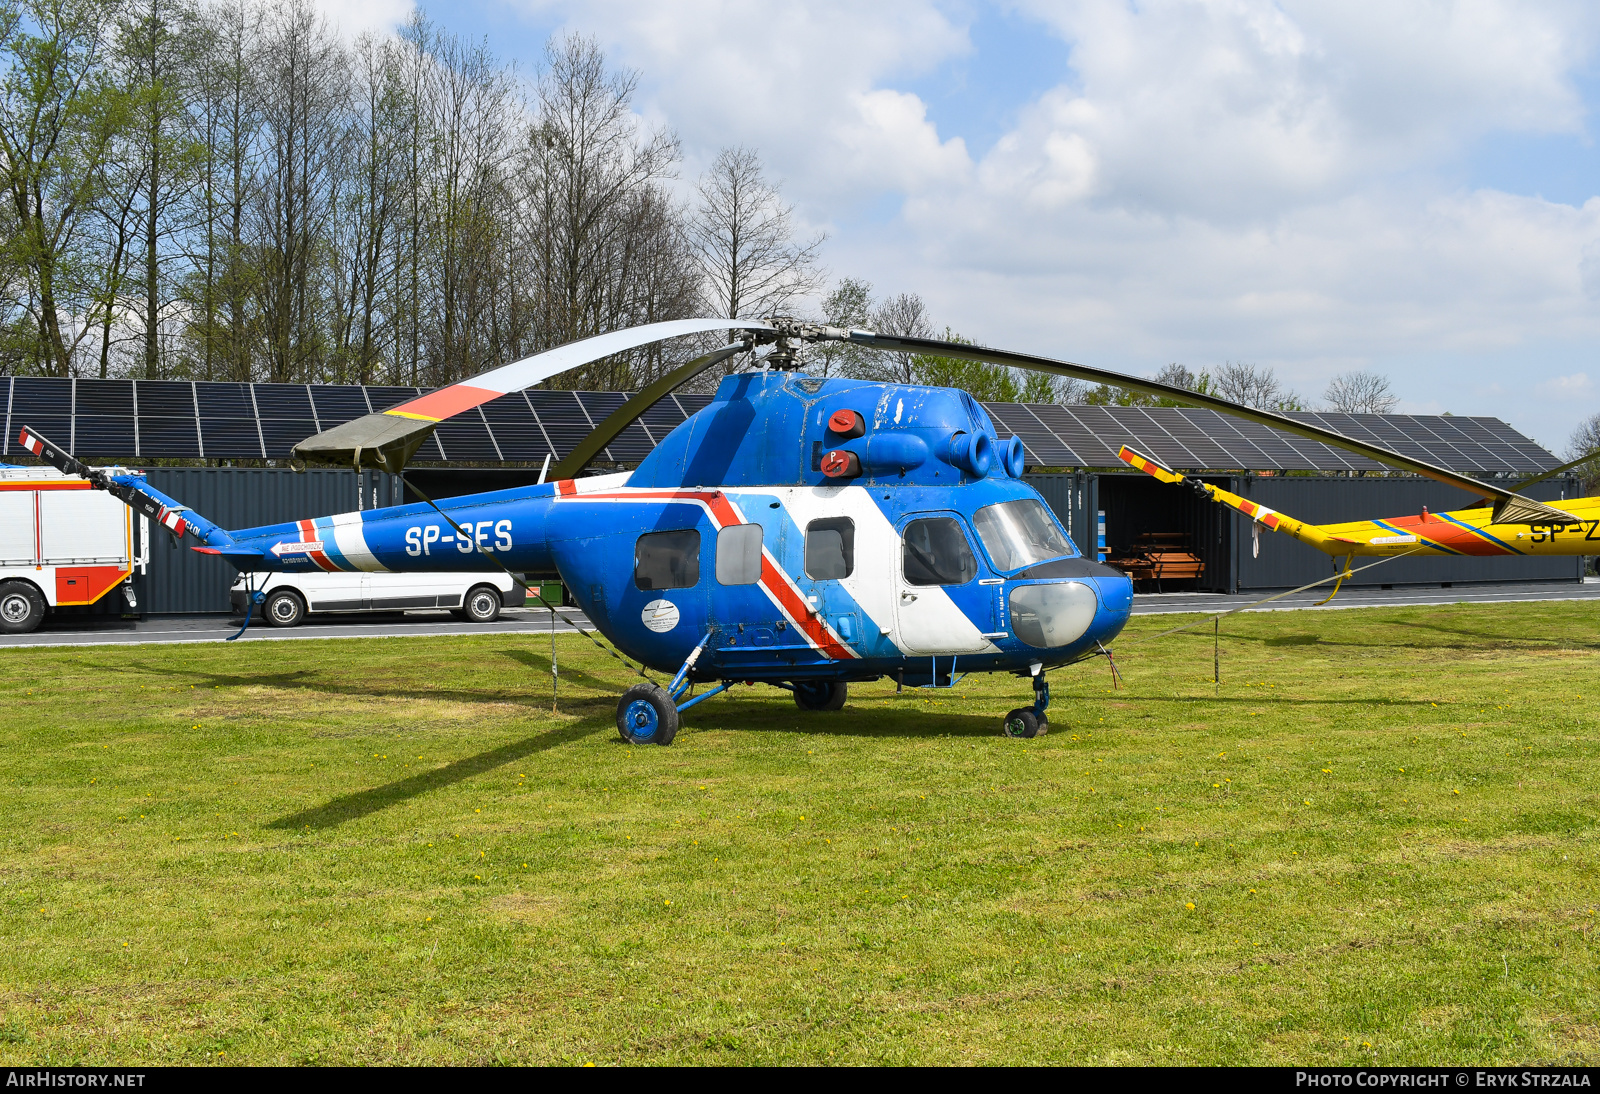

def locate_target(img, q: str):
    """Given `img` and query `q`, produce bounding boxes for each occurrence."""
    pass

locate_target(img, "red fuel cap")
[820,449,861,478]
[827,408,865,438]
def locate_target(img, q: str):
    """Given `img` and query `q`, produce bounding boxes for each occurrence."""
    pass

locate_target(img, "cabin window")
[902,516,977,586]
[634,529,701,590]
[804,517,855,580]
[716,523,763,585]
[973,499,1073,571]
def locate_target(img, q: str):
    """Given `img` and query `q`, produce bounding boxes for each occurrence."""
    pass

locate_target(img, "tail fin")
[17,426,238,550]
[1116,445,1359,556]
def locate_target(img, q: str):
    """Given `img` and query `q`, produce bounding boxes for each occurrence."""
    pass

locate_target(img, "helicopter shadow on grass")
[117,658,558,708]
[267,714,614,830]
[497,648,620,692]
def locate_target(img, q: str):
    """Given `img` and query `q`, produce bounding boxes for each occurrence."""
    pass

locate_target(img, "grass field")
[1,600,1597,1065]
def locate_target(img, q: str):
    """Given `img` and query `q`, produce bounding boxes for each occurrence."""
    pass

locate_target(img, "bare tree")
[859,291,930,384]
[523,33,684,389]
[1568,412,1600,493]
[692,145,822,336]
[1214,361,1303,411]
[251,0,349,383]
[1323,369,1399,414]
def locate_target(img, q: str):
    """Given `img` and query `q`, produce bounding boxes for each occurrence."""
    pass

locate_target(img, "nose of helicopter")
[1005,572,1133,654]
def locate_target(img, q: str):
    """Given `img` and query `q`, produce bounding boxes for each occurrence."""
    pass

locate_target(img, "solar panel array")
[0,377,713,466]
[983,404,1560,475]
[0,376,1560,474]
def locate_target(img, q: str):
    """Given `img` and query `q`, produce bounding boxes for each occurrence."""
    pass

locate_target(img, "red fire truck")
[0,465,145,633]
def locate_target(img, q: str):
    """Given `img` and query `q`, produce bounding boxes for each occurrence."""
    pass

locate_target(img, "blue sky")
[334,0,1600,452]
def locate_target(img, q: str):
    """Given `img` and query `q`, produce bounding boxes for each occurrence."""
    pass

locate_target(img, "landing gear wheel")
[617,683,679,746]
[0,582,45,634]
[1003,708,1041,739]
[793,680,847,711]
[261,588,305,628]
[457,584,502,623]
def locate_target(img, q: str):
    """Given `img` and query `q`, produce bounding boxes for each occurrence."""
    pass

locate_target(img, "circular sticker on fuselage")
[641,599,680,633]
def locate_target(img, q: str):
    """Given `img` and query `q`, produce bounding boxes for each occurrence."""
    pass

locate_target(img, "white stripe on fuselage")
[773,485,995,656]
[329,511,387,571]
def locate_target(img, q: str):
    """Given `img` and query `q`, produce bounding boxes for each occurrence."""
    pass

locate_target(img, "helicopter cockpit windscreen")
[973,500,1073,572]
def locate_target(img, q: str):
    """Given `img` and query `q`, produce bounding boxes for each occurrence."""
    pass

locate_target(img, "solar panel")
[309,385,371,426]
[76,379,135,416]
[140,416,202,457]
[198,419,264,459]
[526,389,591,462]
[259,419,318,458]
[9,377,70,456]
[480,392,549,462]
[195,382,255,418]
[253,383,315,419]
[434,414,500,461]
[0,375,1566,477]
[136,380,197,417]
[74,415,137,457]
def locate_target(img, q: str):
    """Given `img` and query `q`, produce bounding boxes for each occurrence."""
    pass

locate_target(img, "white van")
[231,569,522,627]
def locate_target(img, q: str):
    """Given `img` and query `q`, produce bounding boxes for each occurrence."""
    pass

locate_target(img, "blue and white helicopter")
[19,318,1570,744]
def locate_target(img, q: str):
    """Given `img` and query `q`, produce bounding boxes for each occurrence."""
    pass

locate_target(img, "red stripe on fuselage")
[565,488,858,660]
[299,518,339,571]
[1380,514,1512,556]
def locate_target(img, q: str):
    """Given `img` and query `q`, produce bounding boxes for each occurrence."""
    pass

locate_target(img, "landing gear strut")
[615,634,739,745]
[1003,670,1050,739]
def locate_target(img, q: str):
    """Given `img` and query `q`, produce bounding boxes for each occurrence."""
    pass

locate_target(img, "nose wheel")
[1002,672,1050,739]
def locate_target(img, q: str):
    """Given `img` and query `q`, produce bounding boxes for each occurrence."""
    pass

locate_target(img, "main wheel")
[793,680,847,711]
[458,584,502,623]
[617,683,679,745]
[1003,708,1041,739]
[0,582,45,634]
[261,588,306,628]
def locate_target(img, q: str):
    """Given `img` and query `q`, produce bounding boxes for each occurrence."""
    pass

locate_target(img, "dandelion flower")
[1185,902,1195,910]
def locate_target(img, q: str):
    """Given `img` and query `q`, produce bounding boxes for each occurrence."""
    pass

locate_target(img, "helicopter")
[15,317,1585,745]
[1118,443,1600,596]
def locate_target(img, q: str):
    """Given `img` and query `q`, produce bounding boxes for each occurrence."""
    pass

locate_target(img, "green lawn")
[1,600,1597,1065]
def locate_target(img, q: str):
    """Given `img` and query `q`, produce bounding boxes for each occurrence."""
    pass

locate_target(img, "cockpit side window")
[805,517,855,579]
[634,529,701,590]
[902,516,978,586]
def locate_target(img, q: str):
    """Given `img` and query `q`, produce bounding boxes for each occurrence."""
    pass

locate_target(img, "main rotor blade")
[546,341,749,481]
[1509,450,1593,493]
[851,331,1577,524]
[292,318,773,472]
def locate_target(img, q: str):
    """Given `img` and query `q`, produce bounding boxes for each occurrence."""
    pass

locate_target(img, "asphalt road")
[3,580,1595,649]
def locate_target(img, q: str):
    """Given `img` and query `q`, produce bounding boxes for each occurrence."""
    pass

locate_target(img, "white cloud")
[314,0,413,39]
[497,0,1600,443]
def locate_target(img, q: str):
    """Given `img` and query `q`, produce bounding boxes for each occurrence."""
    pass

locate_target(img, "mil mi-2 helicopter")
[16,317,1585,745]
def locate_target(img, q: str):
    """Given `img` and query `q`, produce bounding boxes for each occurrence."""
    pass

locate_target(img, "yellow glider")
[1117,446,1600,559]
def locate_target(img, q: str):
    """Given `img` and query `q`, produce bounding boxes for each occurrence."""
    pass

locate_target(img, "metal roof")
[0,375,1561,474]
